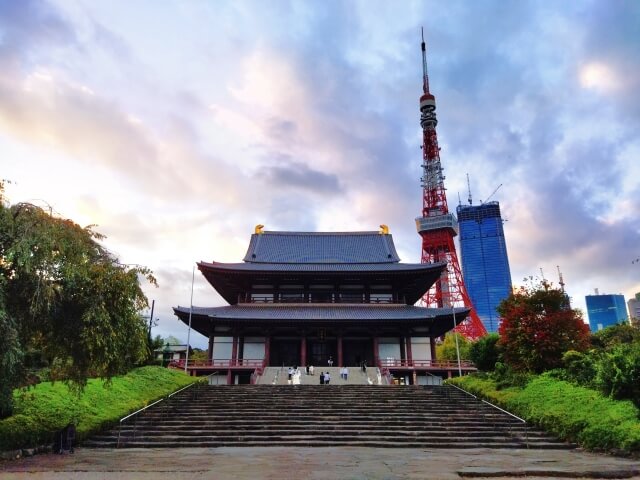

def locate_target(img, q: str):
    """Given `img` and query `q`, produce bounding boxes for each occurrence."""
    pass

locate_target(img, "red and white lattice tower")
[415,31,487,340]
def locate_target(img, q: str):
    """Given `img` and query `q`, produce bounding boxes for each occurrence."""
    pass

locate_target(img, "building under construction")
[457,201,512,333]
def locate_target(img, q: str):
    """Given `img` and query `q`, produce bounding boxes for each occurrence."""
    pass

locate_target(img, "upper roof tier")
[243,231,401,264]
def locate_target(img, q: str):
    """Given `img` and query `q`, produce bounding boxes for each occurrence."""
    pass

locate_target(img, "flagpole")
[184,265,195,374]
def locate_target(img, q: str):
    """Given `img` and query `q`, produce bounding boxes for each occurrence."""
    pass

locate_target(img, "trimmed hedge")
[0,366,198,451]
[450,373,640,453]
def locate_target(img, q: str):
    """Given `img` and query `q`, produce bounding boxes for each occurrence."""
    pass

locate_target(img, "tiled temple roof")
[174,304,470,338]
[198,261,443,273]
[242,231,401,264]
[175,304,469,320]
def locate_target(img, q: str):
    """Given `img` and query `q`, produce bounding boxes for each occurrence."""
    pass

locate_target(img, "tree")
[436,333,471,361]
[497,280,590,373]
[0,182,156,417]
[469,333,501,371]
[591,323,640,350]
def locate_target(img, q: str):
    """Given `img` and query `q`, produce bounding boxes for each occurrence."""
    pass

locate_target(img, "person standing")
[319,371,325,385]
[325,372,331,384]
[309,365,314,376]
[344,366,349,381]
[328,356,334,367]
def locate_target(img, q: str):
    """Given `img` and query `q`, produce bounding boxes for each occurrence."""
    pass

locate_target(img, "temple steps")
[84,384,573,449]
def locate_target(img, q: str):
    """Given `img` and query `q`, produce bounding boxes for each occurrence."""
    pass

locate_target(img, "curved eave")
[197,261,447,305]
[173,304,469,339]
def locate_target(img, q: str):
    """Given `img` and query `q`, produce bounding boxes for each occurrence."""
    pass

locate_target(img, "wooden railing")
[169,359,266,369]
[376,358,476,369]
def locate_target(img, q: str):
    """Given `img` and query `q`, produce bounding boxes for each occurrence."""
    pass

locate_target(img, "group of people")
[319,371,331,384]
[284,358,369,385]
[287,366,302,385]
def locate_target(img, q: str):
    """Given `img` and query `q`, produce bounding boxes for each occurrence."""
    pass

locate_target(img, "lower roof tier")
[173,303,470,338]
[198,261,447,305]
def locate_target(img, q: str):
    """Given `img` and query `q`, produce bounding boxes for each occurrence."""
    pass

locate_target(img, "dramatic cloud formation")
[2,0,639,346]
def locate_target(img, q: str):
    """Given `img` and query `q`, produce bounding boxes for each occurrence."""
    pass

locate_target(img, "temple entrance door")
[270,339,300,367]
[308,340,335,367]
[343,339,374,367]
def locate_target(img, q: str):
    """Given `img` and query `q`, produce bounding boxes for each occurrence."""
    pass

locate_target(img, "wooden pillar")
[207,335,215,361]
[337,335,343,367]
[238,336,245,364]
[405,336,413,366]
[231,336,238,366]
[264,335,271,366]
[373,336,379,366]
[227,335,238,385]
[430,336,437,362]
[300,336,307,367]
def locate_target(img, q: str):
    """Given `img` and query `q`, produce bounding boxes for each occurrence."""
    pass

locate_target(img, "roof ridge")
[261,231,381,236]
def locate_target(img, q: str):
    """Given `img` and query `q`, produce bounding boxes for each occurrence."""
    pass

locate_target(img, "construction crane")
[482,184,502,204]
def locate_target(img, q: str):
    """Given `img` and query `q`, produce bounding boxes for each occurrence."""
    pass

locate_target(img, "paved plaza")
[1,447,639,479]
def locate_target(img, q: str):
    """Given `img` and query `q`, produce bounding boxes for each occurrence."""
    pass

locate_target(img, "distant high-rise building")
[456,201,512,333]
[585,293,628,331]
[627,292,640,321]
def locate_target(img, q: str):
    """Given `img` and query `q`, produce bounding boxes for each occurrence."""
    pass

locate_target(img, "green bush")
[595,343,640,408]
[450,373,640,453]
[592,323,640,350]
[492,362,532,389]
[562,350,597,388]
[0,366,197,451]
[469,333,500,371]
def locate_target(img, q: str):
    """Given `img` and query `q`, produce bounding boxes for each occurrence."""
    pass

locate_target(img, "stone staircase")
[84,384,572,449]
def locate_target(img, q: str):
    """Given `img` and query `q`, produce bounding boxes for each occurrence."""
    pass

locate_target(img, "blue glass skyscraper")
[456,201,512,333]
[585,294,628,331]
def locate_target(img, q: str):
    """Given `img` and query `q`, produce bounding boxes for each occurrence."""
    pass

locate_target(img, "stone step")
[84,384,571,450]
[84,439,570,449]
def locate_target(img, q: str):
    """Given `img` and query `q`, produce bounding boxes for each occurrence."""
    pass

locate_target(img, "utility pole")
[147,299,155,341]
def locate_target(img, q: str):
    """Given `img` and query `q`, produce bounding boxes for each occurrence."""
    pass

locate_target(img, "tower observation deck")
[415,30,487,340]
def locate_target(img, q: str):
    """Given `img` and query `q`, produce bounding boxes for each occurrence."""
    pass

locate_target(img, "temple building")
[173,226,471,384]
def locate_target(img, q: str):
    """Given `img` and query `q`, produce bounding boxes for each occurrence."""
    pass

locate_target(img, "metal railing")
[446,382,528,448]
[116,382,199,448]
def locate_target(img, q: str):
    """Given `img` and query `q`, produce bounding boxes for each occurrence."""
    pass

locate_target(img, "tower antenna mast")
[415,29,487,339]
[467,173,472,205]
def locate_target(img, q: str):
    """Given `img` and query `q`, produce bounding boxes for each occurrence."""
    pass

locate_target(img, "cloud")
[2,0,640,344]
[263,159,342,194]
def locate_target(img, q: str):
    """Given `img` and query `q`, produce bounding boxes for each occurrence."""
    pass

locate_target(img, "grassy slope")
[450,374,640,453]
[0,366,197,451]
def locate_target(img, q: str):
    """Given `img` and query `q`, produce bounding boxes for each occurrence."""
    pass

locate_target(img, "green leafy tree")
[0,182,156,417]
[469,333,501,371]
[436,333,471,361]
[591,323,640,350]
[595,342,640,407]
[497,280,590,373]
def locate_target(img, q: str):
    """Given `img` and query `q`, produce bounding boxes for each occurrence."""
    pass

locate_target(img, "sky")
[2,0,639,348]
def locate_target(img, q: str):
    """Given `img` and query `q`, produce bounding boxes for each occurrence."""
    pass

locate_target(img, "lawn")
[0,366,198,451]
[450,373,640,454]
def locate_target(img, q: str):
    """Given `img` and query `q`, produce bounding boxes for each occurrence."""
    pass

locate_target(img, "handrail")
[168,382,197,398]
[447,383,526,423]
[117,381,199,448]
[446,382,528,447]
[119,398,165,424]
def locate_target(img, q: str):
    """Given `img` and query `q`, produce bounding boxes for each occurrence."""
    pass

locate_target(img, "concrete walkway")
[1,447,638,479]
[258,366,381,385]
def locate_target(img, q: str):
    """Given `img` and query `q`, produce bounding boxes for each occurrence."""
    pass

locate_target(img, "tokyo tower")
[415,30,487,339]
